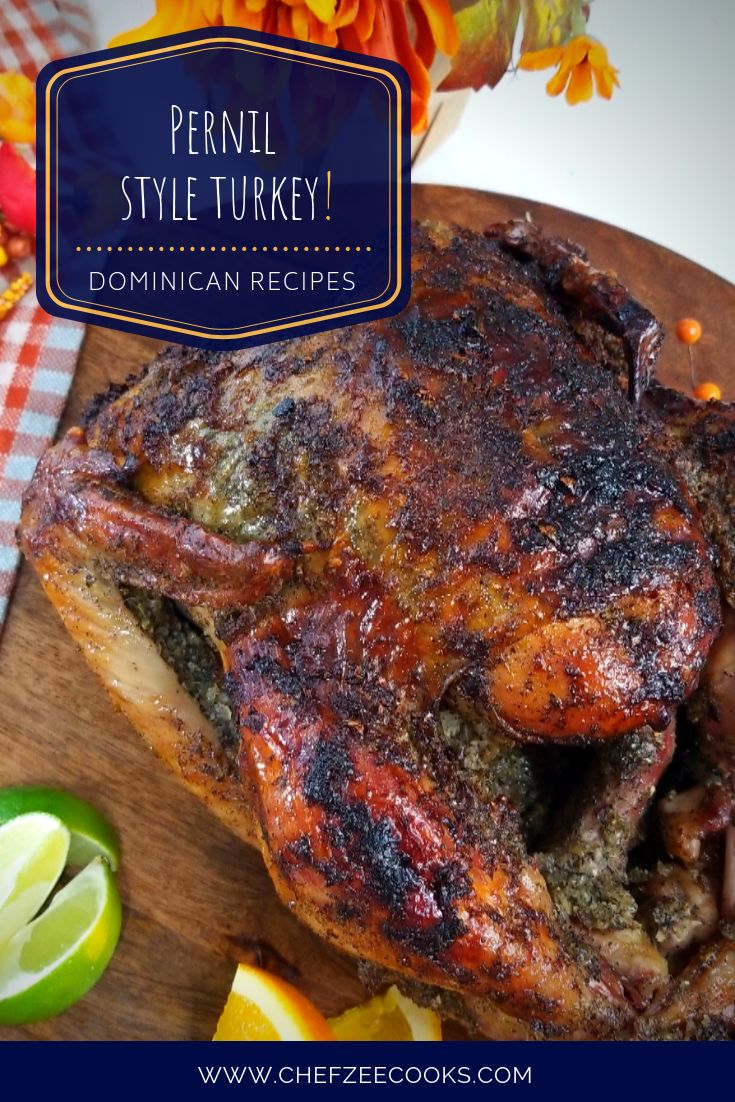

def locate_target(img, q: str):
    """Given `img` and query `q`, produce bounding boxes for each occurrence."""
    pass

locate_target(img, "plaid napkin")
[0,0,92,626]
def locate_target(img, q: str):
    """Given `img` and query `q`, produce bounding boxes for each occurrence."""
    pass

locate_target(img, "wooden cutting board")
[1,185,733,1040]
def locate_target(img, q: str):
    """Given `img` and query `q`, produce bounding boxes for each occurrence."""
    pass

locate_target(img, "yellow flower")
[110,0,459,133]
[518,34,619,105]
[0,71,36,144]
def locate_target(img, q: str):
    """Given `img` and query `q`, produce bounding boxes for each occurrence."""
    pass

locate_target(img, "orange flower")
[110,0,459,132]
[0,71,36,144]
[518,34,619,105]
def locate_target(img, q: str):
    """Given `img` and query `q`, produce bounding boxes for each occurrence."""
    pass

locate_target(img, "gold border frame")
[44,35,405,342]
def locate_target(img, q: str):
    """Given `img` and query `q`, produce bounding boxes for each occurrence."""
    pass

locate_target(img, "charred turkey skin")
[18,220,726,1037]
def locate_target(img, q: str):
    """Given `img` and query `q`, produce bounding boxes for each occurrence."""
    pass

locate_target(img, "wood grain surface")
[1,185,733,1040]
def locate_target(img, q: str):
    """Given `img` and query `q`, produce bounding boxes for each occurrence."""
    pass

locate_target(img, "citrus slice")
[0,812,70,946]
[0,856,122,1025]
[0,787,120,871]
[328,985,442,1040]
[213,962,335,1040]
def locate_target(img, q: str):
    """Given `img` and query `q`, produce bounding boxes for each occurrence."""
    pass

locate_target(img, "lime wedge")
[0,813,70,946]
[0,787,120,871]
[0,856,122,1025]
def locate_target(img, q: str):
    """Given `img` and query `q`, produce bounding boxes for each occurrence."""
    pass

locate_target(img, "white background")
[86,0,735,283]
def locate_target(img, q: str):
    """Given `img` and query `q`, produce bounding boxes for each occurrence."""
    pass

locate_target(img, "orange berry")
[5,234,30,261]
[675,317,702,344]
[694,381,722,402]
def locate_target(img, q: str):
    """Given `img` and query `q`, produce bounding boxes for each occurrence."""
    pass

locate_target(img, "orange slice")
[328,985,442,1041]
[213,962,335,1041]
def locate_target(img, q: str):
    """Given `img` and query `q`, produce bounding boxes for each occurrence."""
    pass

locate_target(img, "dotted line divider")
[76,244,371,254]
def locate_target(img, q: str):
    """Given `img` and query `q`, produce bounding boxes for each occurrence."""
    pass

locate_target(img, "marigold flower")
[518,34,619,105]
[0,71,36,144]
[110,0,458,132]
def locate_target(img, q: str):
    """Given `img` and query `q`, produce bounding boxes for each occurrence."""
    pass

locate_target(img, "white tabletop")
[87,0,735,283]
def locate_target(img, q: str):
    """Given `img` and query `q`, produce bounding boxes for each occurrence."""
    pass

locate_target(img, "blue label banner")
[37,28,410,349]
[0,1039,731,1098]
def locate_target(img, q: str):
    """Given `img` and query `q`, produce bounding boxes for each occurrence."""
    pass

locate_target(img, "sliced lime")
[0,856,122,1025]
[0,787,120,871]
[0,813,70,946]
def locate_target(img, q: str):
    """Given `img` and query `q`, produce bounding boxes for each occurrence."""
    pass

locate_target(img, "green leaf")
[519,0,589,53]
[439,0,521,92]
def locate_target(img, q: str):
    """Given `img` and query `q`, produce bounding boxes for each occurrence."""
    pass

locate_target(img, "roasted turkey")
[18,220,735,1038]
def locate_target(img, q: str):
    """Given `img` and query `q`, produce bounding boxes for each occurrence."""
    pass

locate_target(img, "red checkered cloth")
[0,1,92,626]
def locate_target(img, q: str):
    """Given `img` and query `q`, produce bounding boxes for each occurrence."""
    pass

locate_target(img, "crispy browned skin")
[486,220,664,403]
[641,382,735,610]
[641,386,735,879]
[18,221,726,1036]
[227,590,631,1032]
[28,222,720,741]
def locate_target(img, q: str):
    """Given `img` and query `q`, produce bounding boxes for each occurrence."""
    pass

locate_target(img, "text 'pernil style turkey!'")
[119,108,322,223]
[18,221,735,1039]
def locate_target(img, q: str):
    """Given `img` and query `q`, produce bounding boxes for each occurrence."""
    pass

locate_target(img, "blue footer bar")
[0,1040,730,1099]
